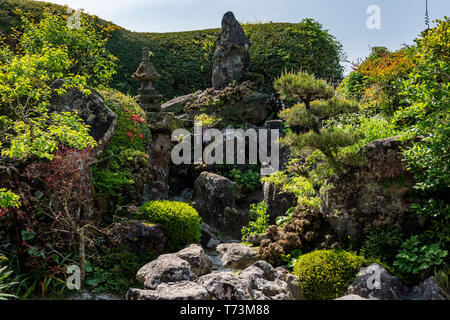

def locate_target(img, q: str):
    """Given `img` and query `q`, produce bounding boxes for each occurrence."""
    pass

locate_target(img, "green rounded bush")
[293,249,366,300]
[137,200,202,251]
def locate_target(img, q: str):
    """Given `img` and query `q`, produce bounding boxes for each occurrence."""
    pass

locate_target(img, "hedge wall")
[1,0,345,100]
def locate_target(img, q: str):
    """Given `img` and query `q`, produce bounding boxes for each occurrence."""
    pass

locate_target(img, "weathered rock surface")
[335,294,368,300]
[212,11,250,90]
[216,243,259,269]
[197,272,249,300]
[127,248,302,301]
[200,223,221,249]
[107,220,166,256]
[225,93,271,126]
[238,260,298,300]
[127,281,209,300]
[321,137,418,239]
[348,264,449,300]
[144,134,172,201]
[347,263,404,300]
[192,172,246,238]
[68,291,121,300]
[161,91,201,114]
[175,244,213,276]
[136,254,196,289]
[146,112,184,135]
[415,276,448,300]
[49,79,117,153]
[263,181,297,225]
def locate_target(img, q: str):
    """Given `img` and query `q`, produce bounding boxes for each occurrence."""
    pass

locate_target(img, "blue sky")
[38,0,450,74]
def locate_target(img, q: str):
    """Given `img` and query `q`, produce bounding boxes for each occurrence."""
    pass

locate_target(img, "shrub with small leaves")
[137,201,202,251]
[241,201,269,241]
[292,249,366,300]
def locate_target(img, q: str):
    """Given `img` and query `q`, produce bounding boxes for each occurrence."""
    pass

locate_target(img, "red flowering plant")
[24,146,98,288]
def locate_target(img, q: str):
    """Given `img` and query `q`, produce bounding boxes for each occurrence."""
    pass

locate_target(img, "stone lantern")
[132,47,162,112]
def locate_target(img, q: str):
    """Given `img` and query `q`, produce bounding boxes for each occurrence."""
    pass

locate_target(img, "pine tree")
[275,71,360,171]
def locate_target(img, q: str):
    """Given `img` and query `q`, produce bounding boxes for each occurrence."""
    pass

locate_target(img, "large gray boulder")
[161,91,201,114]
[127,281,209,300]
[216,243,259,269]
[49,79,117,153]
[320,137,418,239]
[136,254,196,289]
[196,272,249,300]
[225,93,271,126]
[212,12,250,90]
[416,276,448,300]
[239,260,298,300]
[107,220,167,256]
[175,244,213,276]
[192,172,246,238]
[347,263,404,300]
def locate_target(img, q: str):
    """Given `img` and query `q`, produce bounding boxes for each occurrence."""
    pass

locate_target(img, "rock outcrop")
[212,12,250,90]
[216,243,259,269]
[107,220,167,256]
[127,246,303,300]
[49,79,118,153]
[192,172,246,238]
[161,91,201,114]
[320,137,418,239]
[127,281,210,300]
[136,254,197,289]
[347,263,448,300]
[175,244,213,276]
[347,263,404,300]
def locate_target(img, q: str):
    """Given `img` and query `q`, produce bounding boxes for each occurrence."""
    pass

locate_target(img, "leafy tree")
[16,7,117,87]
[0,10,117,289]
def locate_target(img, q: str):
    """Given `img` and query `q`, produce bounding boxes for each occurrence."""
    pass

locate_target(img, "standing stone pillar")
[212,11,251,90]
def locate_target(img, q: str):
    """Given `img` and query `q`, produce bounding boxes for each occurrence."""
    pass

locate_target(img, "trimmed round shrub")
[292,249,366,300]
[137,201,202,251]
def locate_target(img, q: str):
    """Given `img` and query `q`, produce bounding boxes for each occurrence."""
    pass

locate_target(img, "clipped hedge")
[2,1,344,100]
[137,201,202,251]
[293,249,366,300]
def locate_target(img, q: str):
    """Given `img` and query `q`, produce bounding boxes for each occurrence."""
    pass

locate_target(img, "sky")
[37,0,450,74]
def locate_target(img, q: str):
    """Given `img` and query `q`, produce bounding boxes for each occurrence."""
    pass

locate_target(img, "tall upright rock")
[212,12,251,90]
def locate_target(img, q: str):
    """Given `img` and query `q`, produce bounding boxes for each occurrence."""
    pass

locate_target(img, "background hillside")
[0,0,345,100]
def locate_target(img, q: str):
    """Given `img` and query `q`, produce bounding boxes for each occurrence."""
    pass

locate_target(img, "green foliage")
[85,247,152,296]
[245,19,344,92]
[261,166,321,208]
[412,199,450,244]
[394,18,450,194]
[276,72,360,173]
[292,249,366,300]
[137,201,202,251]
[281,249,302,269]
[393,235,448,278]
[18,8,117,87]
[228,168,261,192]
[100,88,151,153]
[274,71,334,107]
[93,88,151,205]
[360,225,403,264]
[0,188,21,210]
[0,1,345,99]
[0,254,17,300]
[0,9,102,161]
[241,201,269,241]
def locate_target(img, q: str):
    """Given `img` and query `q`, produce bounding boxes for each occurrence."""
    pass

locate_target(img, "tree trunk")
[78,231,86,289]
